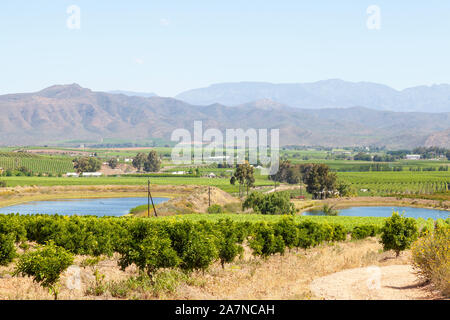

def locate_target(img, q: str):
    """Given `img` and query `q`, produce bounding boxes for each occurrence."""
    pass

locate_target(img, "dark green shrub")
[207,204,223,214]
[351,224,379,240]
[296,221,329,249]
[319,223,334,242]
[249,223,285,257]
[14,241,73,300]
[54,217,97,255]
[24,215,64,244]
[214,219,244,268]
[0,214,27,243]
[381,211,419,257]
[179,229,218,271]
[118,228,180,280]
[243,192,295,215]
[273,216,299,249]
[331,224,347,242]
[0,233,16,265]
[233,221,253,242]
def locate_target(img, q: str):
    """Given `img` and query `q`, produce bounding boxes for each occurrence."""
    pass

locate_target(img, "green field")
[289,159,449,171]
[0,176,273,193]
[163,213,445,233]
[0,146,448,198]
[0,152,74,174]
[1,170,449,196]
[338,171,450,196]
[164,213,387,230]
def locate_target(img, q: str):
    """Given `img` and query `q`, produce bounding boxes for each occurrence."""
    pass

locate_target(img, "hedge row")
[0,214,383,274]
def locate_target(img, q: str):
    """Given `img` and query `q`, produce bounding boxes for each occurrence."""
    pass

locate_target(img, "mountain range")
[0,83,449,148]
[175,79,450,113]
[108,90,158,98]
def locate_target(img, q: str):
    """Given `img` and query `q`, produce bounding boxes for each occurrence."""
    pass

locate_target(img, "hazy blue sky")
[1,1,450,96]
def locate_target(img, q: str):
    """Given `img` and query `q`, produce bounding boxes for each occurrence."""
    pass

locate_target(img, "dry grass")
[134,186,241,216]
[411,227,450,296]
[0,238,415,300]
[171,238,410,300]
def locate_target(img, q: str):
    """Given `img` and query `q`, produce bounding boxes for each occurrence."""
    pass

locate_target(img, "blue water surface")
[0,197,168,217]
[304,206,449,220]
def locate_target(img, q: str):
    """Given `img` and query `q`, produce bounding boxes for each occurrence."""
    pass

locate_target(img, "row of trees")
[242,192,296,215]
[230,161,255,197]
[269,161,352,199]
[412,147,450,160]
[1,213,397,299]
[3,212,443,299]
[228,161,354,199]
[72,157,102,173]
[72,150,162,174]
[132,151,161,173]
[353,152,398,162]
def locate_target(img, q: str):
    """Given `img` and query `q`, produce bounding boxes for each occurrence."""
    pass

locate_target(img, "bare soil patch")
[99,163,136,175]
[135,186,241,216]
[310,265,439,300]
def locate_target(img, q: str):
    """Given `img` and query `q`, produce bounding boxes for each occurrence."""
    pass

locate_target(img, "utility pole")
[148,178,157,217]
[147,179,150,218]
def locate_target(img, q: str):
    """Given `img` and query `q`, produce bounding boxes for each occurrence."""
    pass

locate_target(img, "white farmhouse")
[66,172,79,177]
[206,156,231,163]
[81,172,103,177]
[406,155,421,160]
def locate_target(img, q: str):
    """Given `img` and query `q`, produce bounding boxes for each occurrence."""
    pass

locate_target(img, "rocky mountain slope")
[0,84,449,148]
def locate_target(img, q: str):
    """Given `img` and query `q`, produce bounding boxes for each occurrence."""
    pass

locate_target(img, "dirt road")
[310,265,436,300]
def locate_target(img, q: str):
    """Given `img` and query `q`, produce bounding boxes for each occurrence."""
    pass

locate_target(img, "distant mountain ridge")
[0,84,449,148]
[108,90,158,98]
[175,79,450,113]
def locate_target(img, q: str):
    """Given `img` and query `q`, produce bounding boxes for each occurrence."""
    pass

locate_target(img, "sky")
[1,0,450,97]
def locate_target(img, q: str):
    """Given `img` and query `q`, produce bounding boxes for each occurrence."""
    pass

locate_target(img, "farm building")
[172,171,186,175]
[66,172,79,177]
[406,155,421,160]
[81,172,103,177]
[206,156,231,162]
